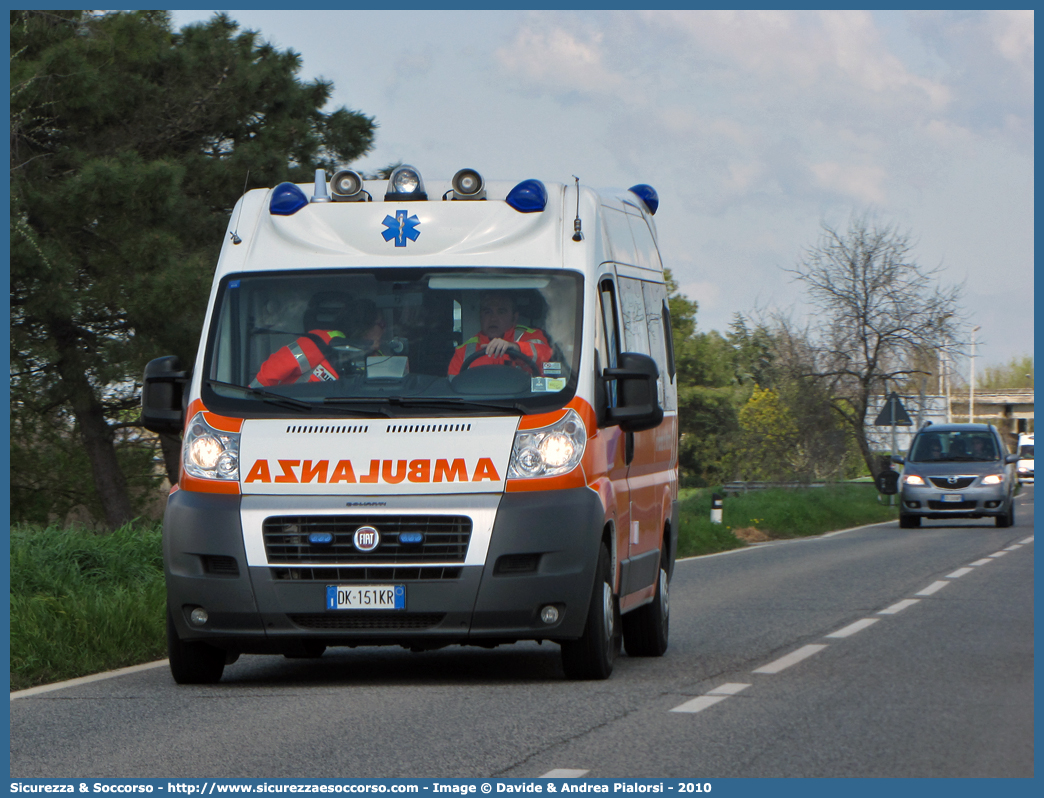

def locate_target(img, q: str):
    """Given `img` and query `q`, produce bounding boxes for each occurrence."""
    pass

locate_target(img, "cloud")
[810,161,888,205]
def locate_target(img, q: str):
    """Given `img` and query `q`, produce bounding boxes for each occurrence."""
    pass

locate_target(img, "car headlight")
[508,409,587,479]
[980,474,1004,485]
[184,412,240,480]
[902,474,925,486]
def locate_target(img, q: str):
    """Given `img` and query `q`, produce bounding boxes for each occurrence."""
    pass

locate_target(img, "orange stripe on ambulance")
[243,457,501,484]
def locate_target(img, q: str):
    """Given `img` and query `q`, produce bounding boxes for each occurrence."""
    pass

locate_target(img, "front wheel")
[995,501,1014,528]
[167,609,226,685]
[561,543,618,680]
[622,544,670,657]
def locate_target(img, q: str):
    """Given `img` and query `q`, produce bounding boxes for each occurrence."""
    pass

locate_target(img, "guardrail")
[721,480,874,495]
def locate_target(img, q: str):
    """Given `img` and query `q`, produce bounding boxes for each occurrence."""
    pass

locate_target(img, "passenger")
[447,291,552,376]
[920,438,943,460]
[969,436,994,460]
[252,298,384,387]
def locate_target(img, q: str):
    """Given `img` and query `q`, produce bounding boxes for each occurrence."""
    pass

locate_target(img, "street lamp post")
[969,325,981,423]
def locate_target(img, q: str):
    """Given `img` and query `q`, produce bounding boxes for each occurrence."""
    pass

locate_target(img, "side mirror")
[141,355,189,435]
[890,455,905,464]
[1005,453,1020,464]
[602,352,664,433]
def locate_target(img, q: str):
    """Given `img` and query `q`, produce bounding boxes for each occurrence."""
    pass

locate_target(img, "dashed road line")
[879,598,920,615]
[989,551,1009,558]
[752,644,828,674]
[915,581,949,596]
[969,558,993,566]
[707,682,751,696]
[945,567,974,579]
[540,770,589,778]
[1003,544,1022,551]
[670,683,750,714]
[826,618,879,638]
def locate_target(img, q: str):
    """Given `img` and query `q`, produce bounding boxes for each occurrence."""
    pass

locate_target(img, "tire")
[561,543,618,680]
[622,543,670,657]
[899,513,921,529]
[167,608,226,685]
[995,501,1014,528]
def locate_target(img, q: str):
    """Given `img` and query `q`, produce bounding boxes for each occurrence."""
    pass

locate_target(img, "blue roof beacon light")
[628,184,659,215]
[505,179,548,213]
[269,182,309,216]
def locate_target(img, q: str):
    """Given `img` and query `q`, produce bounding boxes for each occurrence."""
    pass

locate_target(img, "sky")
[171,9,1034,379]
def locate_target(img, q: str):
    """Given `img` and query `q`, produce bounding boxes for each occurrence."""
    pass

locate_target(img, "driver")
[251,299,384,387]
[447,291,552,377]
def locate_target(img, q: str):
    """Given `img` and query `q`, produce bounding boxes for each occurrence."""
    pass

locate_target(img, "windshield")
[202,268,583,416]
[909,430,1000,462]
[1019,445,1033,458]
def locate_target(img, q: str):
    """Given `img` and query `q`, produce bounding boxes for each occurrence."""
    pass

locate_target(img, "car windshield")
[202,267,583,416]
[1019,445,1033,458]
[910,431,999,462]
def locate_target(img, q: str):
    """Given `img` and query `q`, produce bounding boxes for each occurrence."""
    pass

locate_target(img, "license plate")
[940,494,964,503]
[326,585,405,610]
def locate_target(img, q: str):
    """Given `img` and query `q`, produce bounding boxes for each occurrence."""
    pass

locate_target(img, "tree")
[10,10,377,528]
[787,216,962,479]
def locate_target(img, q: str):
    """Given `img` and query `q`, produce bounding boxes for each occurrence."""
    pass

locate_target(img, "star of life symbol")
[381,210,420,247]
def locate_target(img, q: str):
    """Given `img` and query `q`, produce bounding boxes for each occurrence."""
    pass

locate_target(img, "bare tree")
[787,216,963,479]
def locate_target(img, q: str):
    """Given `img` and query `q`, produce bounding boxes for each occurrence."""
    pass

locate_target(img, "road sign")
[874,392,913,426]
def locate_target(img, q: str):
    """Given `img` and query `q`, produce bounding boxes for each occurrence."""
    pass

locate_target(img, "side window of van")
[602,208,637,266]
[617,277,650,356]
[627,212,662,272]
[641,281,674,411]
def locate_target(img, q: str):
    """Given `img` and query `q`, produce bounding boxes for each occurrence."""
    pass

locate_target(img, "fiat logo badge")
[353,526,380,552]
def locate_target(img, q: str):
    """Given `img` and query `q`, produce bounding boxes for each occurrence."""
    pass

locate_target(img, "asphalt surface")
[10,487,1034,778]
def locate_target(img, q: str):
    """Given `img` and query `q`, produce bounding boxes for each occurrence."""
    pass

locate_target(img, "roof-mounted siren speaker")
[449,168,486,200]
[628,184,659,215]
[385,165,427,201]
[330,169,368,202]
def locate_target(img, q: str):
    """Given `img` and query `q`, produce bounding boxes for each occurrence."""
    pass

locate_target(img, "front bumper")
[164,487,607,654]
[899,482,1011,519]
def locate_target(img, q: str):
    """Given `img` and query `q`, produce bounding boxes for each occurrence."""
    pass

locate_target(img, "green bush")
[676,483,898,557]
[10,522,167,691]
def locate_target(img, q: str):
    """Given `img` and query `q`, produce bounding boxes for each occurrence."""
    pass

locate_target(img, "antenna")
[571,175,583,242]
[230,171,250,245]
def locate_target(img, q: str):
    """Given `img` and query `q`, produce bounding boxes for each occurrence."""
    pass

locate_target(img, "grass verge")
[677,483,898,558]
[10,522,167,691]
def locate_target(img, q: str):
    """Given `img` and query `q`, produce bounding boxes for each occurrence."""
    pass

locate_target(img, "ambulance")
[142,165,679,683]
[1017,432,1033,481]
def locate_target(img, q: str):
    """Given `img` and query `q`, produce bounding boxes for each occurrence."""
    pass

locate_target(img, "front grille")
[263,515,471,564]
[271,566,462,581]
[927,500,977,510]
[289,613,445,630]
[928,477,976,489]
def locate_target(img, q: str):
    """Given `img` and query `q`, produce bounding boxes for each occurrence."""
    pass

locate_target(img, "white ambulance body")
[143,166,679,683]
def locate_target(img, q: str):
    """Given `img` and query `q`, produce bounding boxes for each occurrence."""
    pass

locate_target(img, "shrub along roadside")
[10,522,167,691]
[11,486,897,690]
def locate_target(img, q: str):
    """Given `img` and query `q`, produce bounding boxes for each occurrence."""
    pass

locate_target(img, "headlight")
[184,412,240,481]
[508,409,587,479]
[980,474,1004,485]
[902,474,924,486]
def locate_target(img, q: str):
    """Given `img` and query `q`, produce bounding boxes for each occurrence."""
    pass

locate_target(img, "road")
[10,488,1033,778]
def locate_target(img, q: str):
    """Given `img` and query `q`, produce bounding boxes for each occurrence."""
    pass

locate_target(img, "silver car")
[893,423,1019,528]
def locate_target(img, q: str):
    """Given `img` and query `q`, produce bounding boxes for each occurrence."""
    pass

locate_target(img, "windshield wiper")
[207,380,384,416]
[323,396,525,414]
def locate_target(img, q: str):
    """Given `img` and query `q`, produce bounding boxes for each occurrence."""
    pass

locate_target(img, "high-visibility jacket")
[447,326,553,376]
[251,329,345,387]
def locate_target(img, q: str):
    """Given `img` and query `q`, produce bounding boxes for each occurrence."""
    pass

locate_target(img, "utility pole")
[969,325,980,423]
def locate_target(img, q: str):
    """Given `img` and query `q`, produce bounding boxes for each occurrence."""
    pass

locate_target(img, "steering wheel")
[460,345,540,375]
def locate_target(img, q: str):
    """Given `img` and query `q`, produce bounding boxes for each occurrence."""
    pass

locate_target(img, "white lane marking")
[879,599,920,615]
[1003,544,1022,551]
[915,581,950,596]
[1018,536,1033,544]
[945,567,974,579]
[541,770,589,778]
[670,694,730,714]
[825,618,879,638]
[969,558,993,566]
[989,551,1009,558]
[10,659,169,700]
[707,682,751,696]
[753,644,828,674]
